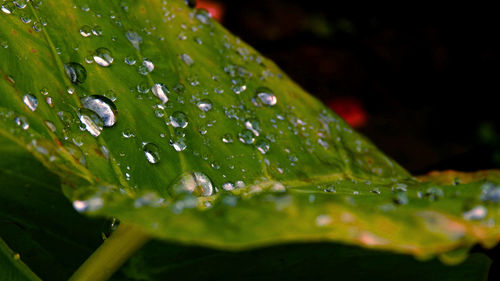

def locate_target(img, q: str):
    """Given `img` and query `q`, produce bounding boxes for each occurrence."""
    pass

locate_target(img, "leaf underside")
[0,0,500,266]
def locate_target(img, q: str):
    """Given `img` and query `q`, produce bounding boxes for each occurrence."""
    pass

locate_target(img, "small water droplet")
[170,111,188,128]
[122,129,135,138]
[143,143,161,164]
[180,53,194,66]
[170,172,214,197]
[32,22,42,32]
[91,25,102,36]
[151,83,169,104]
[126,31,142,49]
[463,205,487,221]
[196,99,212,112]
[239,129,255,144]
[1,3,15,14]
[23,94,38,111]
[64,62,87,84]
[13,0,27,9]
[222,182,234,191]
[170,136,187,151]
[124,55,136,65]
[79,25,92,37]
[14,116,29,130]
[255,139,270,154]
[222,133,233,143]
[256,87,277,106]
[93,48,114,67]
[139,58,154,74]
[81,95,117,127]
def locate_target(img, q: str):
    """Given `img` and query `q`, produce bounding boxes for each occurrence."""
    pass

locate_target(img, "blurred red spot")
[327,97,367,128]
[31,48,36,54]
[197,0,225,22]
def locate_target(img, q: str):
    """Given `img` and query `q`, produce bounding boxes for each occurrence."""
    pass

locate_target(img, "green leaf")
[0,237,42,281]
[0,136,107,280]
[1,0,500,263]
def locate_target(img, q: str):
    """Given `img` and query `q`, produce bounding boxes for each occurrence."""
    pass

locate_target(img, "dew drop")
[1,3,14,14]
[79,25,92,37]
[170,136,187,152]
[196,99,212,112]
[222,133,233,143]
[14,116,29,130]
[126,31,142,50]
[255,139,270,154]
[124,56,136,65]
[170,111,188,128]
[180,53,194,66]
[81,95,117,127]
[23,94,38,111]
[463,205,487,221]
[151,83,169,104]
[143,143,161,164]
[139,58,154,74]
[91,25,102,36]
[239,129,255,144]
[64,62,87,84]
[170,172,214,197]
[122,129,135,138]
[256,87,277,106]
[222,182,234,191]
[93,48,114,67]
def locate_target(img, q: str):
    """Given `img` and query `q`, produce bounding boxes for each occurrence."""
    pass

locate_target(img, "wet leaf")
[0,0,499,264]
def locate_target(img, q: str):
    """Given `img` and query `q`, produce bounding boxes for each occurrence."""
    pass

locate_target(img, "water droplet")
[64,62,87,84]
[244,119,260,136]
[222,182,234,191]
[180,53,194,66]
[239,129,255,144]
[79,25,92,37]
[151,83,169,104]
[392,191,408,205]
[143,143,161,164]
[40,88,48,96]
[231,78,247,94]
[196,99,212,112]
[256,87,277,106]
[255,139,270,154]
[463,205,487,221]
[44,120,56,132]
[170,111,188,128]
[170,136,187,152]
[67,87,75,95]
[480,182,500,203]
[1,3,15,14]
[122,129,135,138]
[222,133,233,143]
[126,31,142,49]
[79,109,103,137]
[124,56,136,65]
[424,187,443,201]
[91,25,102,36]
[72,197,103,212]
[20,13,31,23]
[23,94,38,111]
[170,172,214,197]
[194,9,211,24]
[81,95,117,127]
[32,22,42,32]
[13,0,27,9]
[93,48,114,67]
[139,58,154,74]
[14,116,29,130]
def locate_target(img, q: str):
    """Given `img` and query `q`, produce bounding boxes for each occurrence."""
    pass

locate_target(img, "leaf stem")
[68,223,150,281]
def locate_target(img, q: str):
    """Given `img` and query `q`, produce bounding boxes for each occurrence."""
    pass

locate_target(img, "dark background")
[200,0,500,174]
[197,1,500,279]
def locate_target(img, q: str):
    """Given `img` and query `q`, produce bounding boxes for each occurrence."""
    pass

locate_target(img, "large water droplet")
[143,143,161,164]
[196,99,212,112]
[239,129,255,144]
[93,48,114,67]
[81,95,117,127]
[151,83,169,104]
[170,172,213,197]
[139,58,154,75]
[256,87,277,106]
[23,94,38,111]
[64,62,87,84]
[170,111,188,128]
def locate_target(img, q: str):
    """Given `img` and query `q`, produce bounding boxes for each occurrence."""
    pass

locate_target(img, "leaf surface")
[0,0,500,261]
